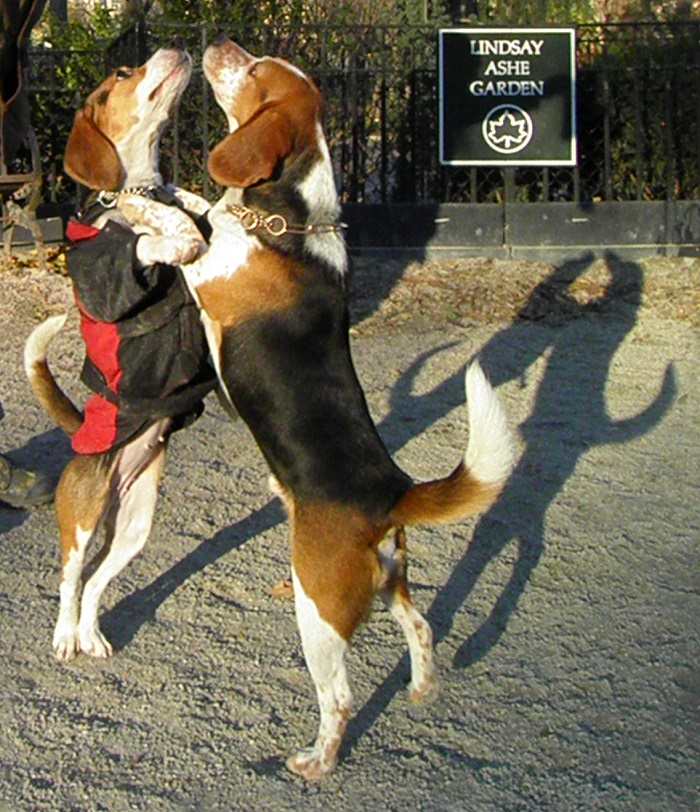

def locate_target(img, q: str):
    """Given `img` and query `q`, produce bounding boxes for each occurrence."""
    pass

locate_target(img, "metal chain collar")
[96,185,162,209]
[226,203,347,237]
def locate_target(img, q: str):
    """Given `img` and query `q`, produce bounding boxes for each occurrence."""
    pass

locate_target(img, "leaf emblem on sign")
[486,111,529,149]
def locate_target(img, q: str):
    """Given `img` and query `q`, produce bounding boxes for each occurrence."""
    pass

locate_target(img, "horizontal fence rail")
[20,20,700,207]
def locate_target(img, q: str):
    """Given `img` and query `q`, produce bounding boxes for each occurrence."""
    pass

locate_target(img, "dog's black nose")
[212,32,229,47]
[172,35,185,50]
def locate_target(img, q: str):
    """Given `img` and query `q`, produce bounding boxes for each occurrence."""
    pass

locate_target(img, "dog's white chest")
[183,219,256,287]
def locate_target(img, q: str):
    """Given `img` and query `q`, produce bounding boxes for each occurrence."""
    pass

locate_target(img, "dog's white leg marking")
[53,525,95,661]
[77,444,166,658]
[378,532,438,703]
[384,592,438,703]
[287,567,352,781]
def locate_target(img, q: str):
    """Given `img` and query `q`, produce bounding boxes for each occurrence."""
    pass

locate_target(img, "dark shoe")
[0,454,55,509]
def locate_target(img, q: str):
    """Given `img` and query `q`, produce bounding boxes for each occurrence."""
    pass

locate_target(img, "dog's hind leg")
[53,455,115,661]
[379,528,438,704]
[53,523,96,660]
[286,566,353,781]
[76,423,169,658]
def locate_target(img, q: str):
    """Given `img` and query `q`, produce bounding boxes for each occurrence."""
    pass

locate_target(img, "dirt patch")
[2,248,698,332]
[350,254,700,333]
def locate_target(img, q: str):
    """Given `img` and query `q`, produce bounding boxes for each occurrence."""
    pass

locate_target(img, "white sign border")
[438,27,577,167]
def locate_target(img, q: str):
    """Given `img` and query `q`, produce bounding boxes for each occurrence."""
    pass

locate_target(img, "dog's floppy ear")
[63,107,125,191]
[208,106,293,188]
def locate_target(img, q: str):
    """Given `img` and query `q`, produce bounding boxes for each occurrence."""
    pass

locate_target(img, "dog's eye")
[248,63,258,77]
[115,67,132,80]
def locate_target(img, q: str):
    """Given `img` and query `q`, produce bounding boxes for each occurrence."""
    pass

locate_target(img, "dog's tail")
[390,361,515,527]
[24,314,82,437]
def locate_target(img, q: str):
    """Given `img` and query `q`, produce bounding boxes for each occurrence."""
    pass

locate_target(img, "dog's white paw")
[409,673,439,705]
[78,625,113,659]
[136,234,205,267]
[53,625,81,662]
[286,746,336,782]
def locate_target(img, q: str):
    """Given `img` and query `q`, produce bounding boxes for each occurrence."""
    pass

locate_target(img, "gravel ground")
[0,250,698,811]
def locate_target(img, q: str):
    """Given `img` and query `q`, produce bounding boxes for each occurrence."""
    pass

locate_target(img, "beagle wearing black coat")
[25,48,218,661]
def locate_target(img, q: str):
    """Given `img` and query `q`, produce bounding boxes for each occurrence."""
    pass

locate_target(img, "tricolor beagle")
[25,48,218,661]
[28,38,516,781]
[121,36,516,780]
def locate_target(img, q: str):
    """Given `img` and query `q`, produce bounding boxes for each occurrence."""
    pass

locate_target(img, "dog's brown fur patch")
[196,249,302,327]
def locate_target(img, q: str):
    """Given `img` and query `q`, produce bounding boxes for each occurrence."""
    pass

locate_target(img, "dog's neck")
[293,128,347,275]
[216,128,347,276]
[117,126,165,190]
[297,124,341,226]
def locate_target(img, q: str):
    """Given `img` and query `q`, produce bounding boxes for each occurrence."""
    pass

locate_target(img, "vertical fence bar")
[664,73,675,200]
[339,54,349,202]
[602,64,613,201]
[572,163,581,204]
[503,167,515,251]
[633,67,645,201]
[572,31,583,204]
[409,60,417,201]
[350,51,359,202]
[380,28,388,203]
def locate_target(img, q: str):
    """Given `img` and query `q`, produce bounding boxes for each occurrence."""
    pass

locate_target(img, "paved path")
[0,256,697,810]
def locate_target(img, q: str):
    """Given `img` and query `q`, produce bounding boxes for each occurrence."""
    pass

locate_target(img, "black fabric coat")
[66,196,217,454]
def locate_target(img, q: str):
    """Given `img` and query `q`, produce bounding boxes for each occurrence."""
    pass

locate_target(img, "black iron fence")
[25,20,700,207]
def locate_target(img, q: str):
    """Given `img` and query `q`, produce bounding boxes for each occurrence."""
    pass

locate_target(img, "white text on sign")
[470,39,544,56]
[468,39,546,97]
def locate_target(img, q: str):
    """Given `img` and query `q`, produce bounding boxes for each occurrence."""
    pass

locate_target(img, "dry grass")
[350,254,700,333]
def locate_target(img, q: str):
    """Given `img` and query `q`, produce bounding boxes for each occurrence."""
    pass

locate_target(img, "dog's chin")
[149,59,191,105]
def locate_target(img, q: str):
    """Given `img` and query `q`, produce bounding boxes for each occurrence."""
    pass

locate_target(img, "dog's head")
[64,48,192,190]
[203,36,323,189]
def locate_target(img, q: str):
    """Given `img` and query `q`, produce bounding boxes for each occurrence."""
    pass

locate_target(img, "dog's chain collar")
[226,203,347,237]
[96,185,163,209]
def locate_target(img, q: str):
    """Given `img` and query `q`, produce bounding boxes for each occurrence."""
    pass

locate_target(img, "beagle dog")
[25,48,218,662]
[29,38,516,780]
[117,36,516,780]
[62,46,210,254]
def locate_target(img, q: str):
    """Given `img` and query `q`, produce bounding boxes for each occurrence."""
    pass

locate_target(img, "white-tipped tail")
[464,361,516,486]
[390,360,515,527]
[24,314,83,437]
[24,314,67,379]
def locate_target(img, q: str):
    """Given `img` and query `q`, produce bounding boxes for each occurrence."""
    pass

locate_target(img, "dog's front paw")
[136,234,205,267]
[78,624,113,659]
[286,746,337,782]
[166,186,211,216]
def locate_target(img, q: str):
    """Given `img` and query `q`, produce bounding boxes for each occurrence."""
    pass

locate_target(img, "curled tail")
[24,314,83,437]
[390,361,515,527]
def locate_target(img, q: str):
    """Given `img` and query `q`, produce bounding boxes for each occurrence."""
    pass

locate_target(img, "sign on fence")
[439,28,576,166]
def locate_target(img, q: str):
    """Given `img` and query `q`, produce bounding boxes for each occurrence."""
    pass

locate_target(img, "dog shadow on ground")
[101,498,286,651]
[344,249,677,758]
